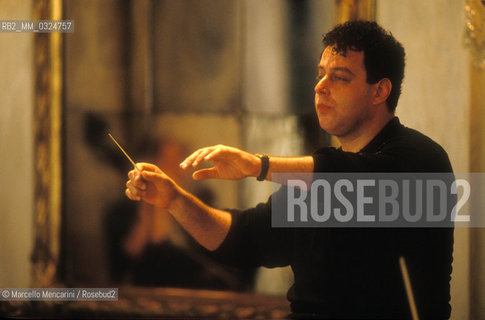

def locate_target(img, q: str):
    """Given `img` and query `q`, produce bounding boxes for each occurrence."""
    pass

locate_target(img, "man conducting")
[125,21,453,319]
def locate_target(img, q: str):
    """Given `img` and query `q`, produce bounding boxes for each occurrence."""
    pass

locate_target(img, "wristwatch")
[255,154,269,181]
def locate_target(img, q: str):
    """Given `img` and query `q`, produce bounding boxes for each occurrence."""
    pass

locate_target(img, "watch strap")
[255,154,269,181]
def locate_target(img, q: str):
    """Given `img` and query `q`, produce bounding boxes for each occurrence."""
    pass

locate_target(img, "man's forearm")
[254,156,314,181]
[167,184,232,251]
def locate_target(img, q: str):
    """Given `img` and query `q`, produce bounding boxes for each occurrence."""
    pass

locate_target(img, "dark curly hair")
[322,20,405,112]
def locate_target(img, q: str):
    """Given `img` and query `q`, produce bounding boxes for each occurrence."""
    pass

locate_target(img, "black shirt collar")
[359,117,402,154]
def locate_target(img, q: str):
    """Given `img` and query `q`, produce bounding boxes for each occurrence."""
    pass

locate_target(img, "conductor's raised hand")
[125,162,178,209]
[179,145,260,181]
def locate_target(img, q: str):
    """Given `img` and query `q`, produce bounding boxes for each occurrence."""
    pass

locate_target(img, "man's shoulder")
[383,123,453,172]
[388,123,447,154]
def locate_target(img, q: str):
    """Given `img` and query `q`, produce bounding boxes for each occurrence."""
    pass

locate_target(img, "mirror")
[30,0,336,317]
[61,0,331,290]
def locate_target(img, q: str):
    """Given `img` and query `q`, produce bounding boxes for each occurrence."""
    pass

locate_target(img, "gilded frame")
[334,0,376,23]
[32,0,63,288]
[29,0,378,291]
[23,0,389,318]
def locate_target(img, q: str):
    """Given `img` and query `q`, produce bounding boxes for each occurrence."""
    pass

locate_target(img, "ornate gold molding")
[32,0,63,287]
[465,0,485,68]
[334,0,376,24]
[466,2,485,318]
[469,14,485,320]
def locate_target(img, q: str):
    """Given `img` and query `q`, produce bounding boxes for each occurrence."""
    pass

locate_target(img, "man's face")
[314,46,376,139]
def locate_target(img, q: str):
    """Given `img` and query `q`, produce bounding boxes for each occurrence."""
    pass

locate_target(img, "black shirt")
[213,118,454,319]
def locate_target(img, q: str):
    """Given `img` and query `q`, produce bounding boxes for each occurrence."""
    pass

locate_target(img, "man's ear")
[373,78,392,105]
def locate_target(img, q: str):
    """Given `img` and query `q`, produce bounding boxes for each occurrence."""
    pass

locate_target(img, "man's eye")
[332,75,349,82]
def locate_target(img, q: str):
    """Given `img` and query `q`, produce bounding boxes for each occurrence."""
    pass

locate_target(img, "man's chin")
[319,121,337,135]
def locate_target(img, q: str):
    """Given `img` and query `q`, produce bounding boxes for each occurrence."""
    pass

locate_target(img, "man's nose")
[314,77,329,95]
